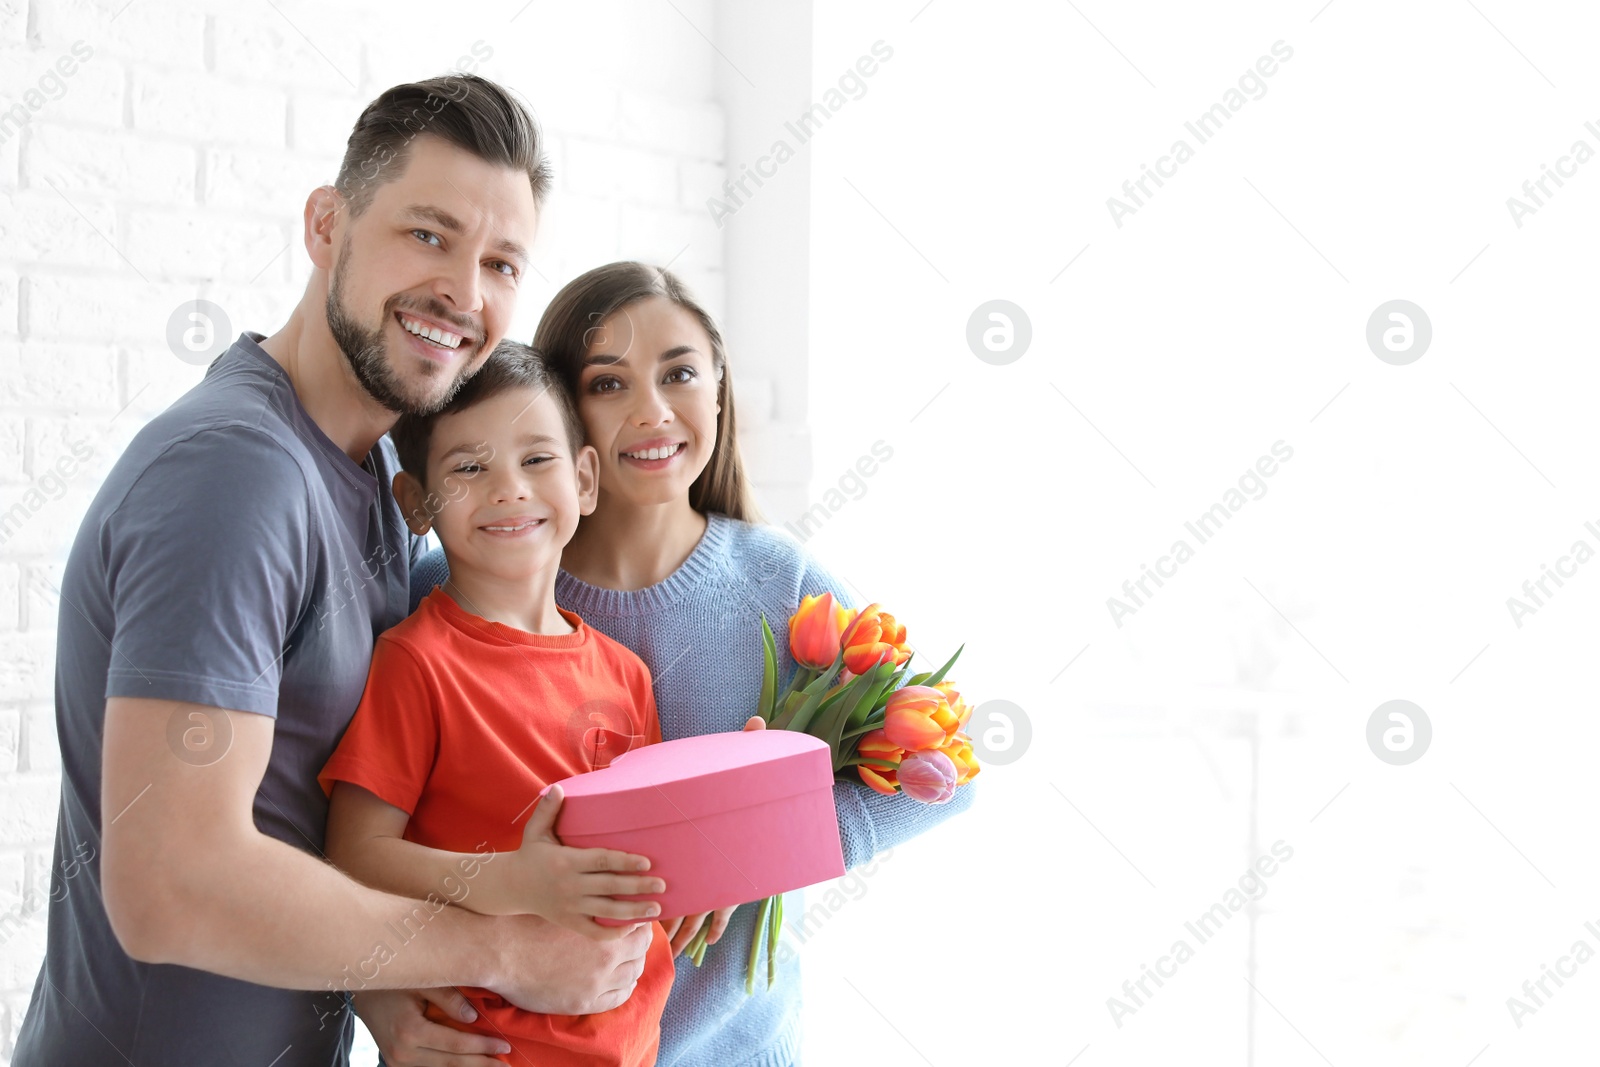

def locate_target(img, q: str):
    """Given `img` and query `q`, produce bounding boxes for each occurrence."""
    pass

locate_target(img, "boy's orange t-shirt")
[318,588,671,1067]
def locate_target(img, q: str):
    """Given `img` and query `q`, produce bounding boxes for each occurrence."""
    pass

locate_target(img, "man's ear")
[575,444,600,516]
[305,185,344,272]
[393,470,433,535]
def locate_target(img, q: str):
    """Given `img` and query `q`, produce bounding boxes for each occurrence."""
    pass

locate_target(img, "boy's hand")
[478,785,666,938]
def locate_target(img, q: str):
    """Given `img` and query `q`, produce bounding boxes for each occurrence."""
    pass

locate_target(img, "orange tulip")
[933,681,972,732]
[883,685,962,752]
[839,603,912,677]
[856,728,903,795]
[858,764,899,795]
[937,732,980,785]
[788,592,853,671]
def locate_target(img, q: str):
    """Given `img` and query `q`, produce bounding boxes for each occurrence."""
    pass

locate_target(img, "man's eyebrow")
[402,204,464,233]
[402,204,529,266]
[583,345,700,368]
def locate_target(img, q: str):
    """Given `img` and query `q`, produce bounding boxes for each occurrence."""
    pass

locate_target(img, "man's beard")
[325,251,478,417]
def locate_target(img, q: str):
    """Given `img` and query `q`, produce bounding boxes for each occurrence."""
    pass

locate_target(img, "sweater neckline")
[556,511,733,616]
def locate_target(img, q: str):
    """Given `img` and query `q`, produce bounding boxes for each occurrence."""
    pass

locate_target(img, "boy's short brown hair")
[389,341,584,485]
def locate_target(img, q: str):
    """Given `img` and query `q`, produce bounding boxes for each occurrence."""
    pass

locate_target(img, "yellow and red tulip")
[937,732,980,785]
[839,603,912,677]
[788,592,853,671]
[855,728,903,795]
[883,685,962,752]
[933,680,972,732]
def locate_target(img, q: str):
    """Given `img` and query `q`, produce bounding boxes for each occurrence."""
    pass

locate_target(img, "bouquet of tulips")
[680,592,980,991]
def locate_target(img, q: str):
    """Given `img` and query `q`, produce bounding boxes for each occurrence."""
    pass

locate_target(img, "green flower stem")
[768,893,784,989]
[746,895,772,995]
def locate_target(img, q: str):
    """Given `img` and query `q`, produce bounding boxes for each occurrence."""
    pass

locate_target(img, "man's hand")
[486,913,654,1014]
[354,988,510,1066]
[473,785,665,937]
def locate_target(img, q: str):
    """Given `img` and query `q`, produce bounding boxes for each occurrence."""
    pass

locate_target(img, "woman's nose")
[631,386,672,425]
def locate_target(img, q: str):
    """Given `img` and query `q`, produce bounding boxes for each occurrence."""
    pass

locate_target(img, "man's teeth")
[484,520,541,532]
[624,444,683,460]
[399,313,464,350]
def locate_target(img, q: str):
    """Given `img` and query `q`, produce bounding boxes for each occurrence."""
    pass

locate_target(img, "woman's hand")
[664,904,741,956]
[353,988,510,1066]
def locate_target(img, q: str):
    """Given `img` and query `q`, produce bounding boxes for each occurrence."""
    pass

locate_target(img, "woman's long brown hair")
[533,262,762,523]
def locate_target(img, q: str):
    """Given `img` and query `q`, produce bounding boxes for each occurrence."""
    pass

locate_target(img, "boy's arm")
[101,697,654,1013]
[324,780,666,935]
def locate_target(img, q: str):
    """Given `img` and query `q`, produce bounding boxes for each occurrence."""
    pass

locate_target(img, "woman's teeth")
[623,443,683,460]
[399,313,464,350]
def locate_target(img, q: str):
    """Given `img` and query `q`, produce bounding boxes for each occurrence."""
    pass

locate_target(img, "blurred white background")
[6,0,1600,1064]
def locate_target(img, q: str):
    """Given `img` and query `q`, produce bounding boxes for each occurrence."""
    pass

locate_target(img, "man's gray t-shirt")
[12,334,421,1066]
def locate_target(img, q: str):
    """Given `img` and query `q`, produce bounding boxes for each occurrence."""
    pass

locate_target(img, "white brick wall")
[0,0,806,1058]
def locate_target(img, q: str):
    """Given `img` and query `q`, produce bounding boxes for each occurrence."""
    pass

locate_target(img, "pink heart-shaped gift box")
[551,731,846,920]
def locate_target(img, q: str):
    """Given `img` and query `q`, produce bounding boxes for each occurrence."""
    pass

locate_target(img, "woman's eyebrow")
[583,345,701,367]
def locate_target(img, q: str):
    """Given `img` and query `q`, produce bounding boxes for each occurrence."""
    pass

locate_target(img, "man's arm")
[100,696,651,1013]
[324,780,665,933]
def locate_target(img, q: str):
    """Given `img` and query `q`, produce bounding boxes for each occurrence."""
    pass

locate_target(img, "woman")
[366,262,974,1066]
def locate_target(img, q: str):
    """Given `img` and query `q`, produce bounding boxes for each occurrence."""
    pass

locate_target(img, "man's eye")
[413,229,442,247]
[489,260,517,277]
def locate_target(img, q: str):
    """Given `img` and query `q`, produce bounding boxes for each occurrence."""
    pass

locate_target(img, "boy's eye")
[453,463,482,474]
[523,455,552,466]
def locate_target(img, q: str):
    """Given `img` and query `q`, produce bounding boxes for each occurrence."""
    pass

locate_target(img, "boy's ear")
[392,470,434,535]
[574,444,600,516]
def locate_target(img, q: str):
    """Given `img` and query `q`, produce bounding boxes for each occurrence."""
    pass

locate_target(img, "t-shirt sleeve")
[103,427,311,716]
[317,634,439,814]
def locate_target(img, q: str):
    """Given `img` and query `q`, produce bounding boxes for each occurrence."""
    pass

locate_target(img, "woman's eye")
[666,366,696,384]
[413,229,442,247]
[590,376,620,394]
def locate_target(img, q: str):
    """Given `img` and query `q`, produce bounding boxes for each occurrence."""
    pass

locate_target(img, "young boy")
[319,343,676,1065]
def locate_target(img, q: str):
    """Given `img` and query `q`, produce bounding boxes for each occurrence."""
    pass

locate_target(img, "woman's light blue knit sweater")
[408,511,975,1067]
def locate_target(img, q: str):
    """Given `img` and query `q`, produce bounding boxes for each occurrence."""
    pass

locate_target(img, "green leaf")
[758,616,779,721]
[831,664,896,770]
[920,645,964,688]
[773,649,844,734]
[841,715,887,742]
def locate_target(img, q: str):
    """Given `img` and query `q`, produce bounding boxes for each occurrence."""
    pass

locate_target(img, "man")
[12,74,651,1065]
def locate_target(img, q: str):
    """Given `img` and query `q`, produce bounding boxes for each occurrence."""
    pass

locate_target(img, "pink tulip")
[897,749,958,804]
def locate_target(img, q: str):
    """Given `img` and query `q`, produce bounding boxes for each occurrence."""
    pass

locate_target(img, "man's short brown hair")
[335,73,551,216]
